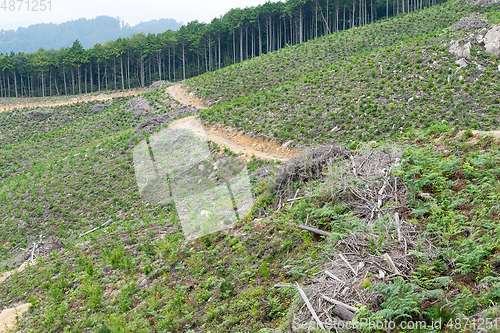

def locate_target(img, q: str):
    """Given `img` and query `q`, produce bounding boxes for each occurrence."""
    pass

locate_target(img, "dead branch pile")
[283,145,437,331]
[452,17,489,31]
[272,146,350,196]
[461,0,498,6]
[323,145,405,226]
[146,81,170,93]
[289,224,437,332]
[5,238,64,268]
[135,106,197,135]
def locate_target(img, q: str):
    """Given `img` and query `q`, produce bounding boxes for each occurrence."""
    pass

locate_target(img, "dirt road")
[167,85,296,162]
[0,90,146,112]
[166,85,208,109]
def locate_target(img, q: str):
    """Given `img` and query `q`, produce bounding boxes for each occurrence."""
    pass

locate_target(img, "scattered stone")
[200,210,211,217]
[456,58,468,68]
[146,81,169,93]
[91,104,109,113]
[449,41,471,59]
[198,164,206,172]
[484,24,500,56]
[26,109,49,120]
[103,266,112,274]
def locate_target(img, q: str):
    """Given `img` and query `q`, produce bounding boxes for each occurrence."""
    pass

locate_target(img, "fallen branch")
[320,294,359,313]
[30,242,37,263]
[394,212,402,242]
[339,253,357,276]
[296,283,325,330]
[382,253,400,274]
[274,284,293,288]
[324,270,345,284]
[297,225,331,237]
[79,219,113,238]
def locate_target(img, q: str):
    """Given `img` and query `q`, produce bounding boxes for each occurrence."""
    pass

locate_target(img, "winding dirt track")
[0,90,146,112]
[166,85,296,162]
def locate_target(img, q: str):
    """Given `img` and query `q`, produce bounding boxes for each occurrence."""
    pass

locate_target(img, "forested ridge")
[0,16,182,54]
[0,0,446,98]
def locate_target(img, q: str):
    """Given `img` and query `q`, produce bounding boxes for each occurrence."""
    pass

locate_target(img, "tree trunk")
[13,70,18,98]
[120,55,125,90]
[182,45,186,81]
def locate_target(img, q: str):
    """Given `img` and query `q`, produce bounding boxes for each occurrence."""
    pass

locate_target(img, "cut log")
[296,283,325,330]
[297,225,331,237]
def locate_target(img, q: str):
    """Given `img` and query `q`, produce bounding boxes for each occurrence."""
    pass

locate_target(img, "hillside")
[1,1,500,332]
[0,16,182,54]
[186,0,500,146]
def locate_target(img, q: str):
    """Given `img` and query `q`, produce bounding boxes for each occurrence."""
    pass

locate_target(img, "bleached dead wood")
[274,284,293,288]
[289,189,300,209]
[296,283,326,331]
[339,253,357,276]
[320,294,359,313]
[324,270,345,284]
[79,219,113,238]
[394,212,402,242]
[297,225,331,237]
[382,253,400,274]
[30,242,37,263]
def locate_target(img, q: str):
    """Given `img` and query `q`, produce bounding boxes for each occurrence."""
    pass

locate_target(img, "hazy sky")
[0,0,282,31]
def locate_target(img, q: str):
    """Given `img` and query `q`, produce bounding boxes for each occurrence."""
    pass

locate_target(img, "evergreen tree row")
[0,0,446,98]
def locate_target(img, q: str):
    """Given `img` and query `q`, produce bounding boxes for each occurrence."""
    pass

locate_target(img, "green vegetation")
[1,1,500,332]
[187,0,500,145]
[0,0,446,98]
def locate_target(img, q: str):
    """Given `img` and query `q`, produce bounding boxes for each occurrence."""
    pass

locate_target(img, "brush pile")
[284,145,437,331]
[272,145,350,197]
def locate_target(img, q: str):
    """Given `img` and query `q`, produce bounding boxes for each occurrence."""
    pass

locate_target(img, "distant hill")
[0,16,183,53]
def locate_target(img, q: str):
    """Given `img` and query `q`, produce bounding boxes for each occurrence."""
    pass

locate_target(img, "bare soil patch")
[0,262,28,283]
[166,85,208,109]
[0,303,31,333]
[169,116,297,162]
[0,89,146,112]
[166,85,298,162]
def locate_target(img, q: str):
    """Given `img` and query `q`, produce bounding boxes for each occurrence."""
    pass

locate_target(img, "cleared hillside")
[186,0,500,146]
[1,1,500,332]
